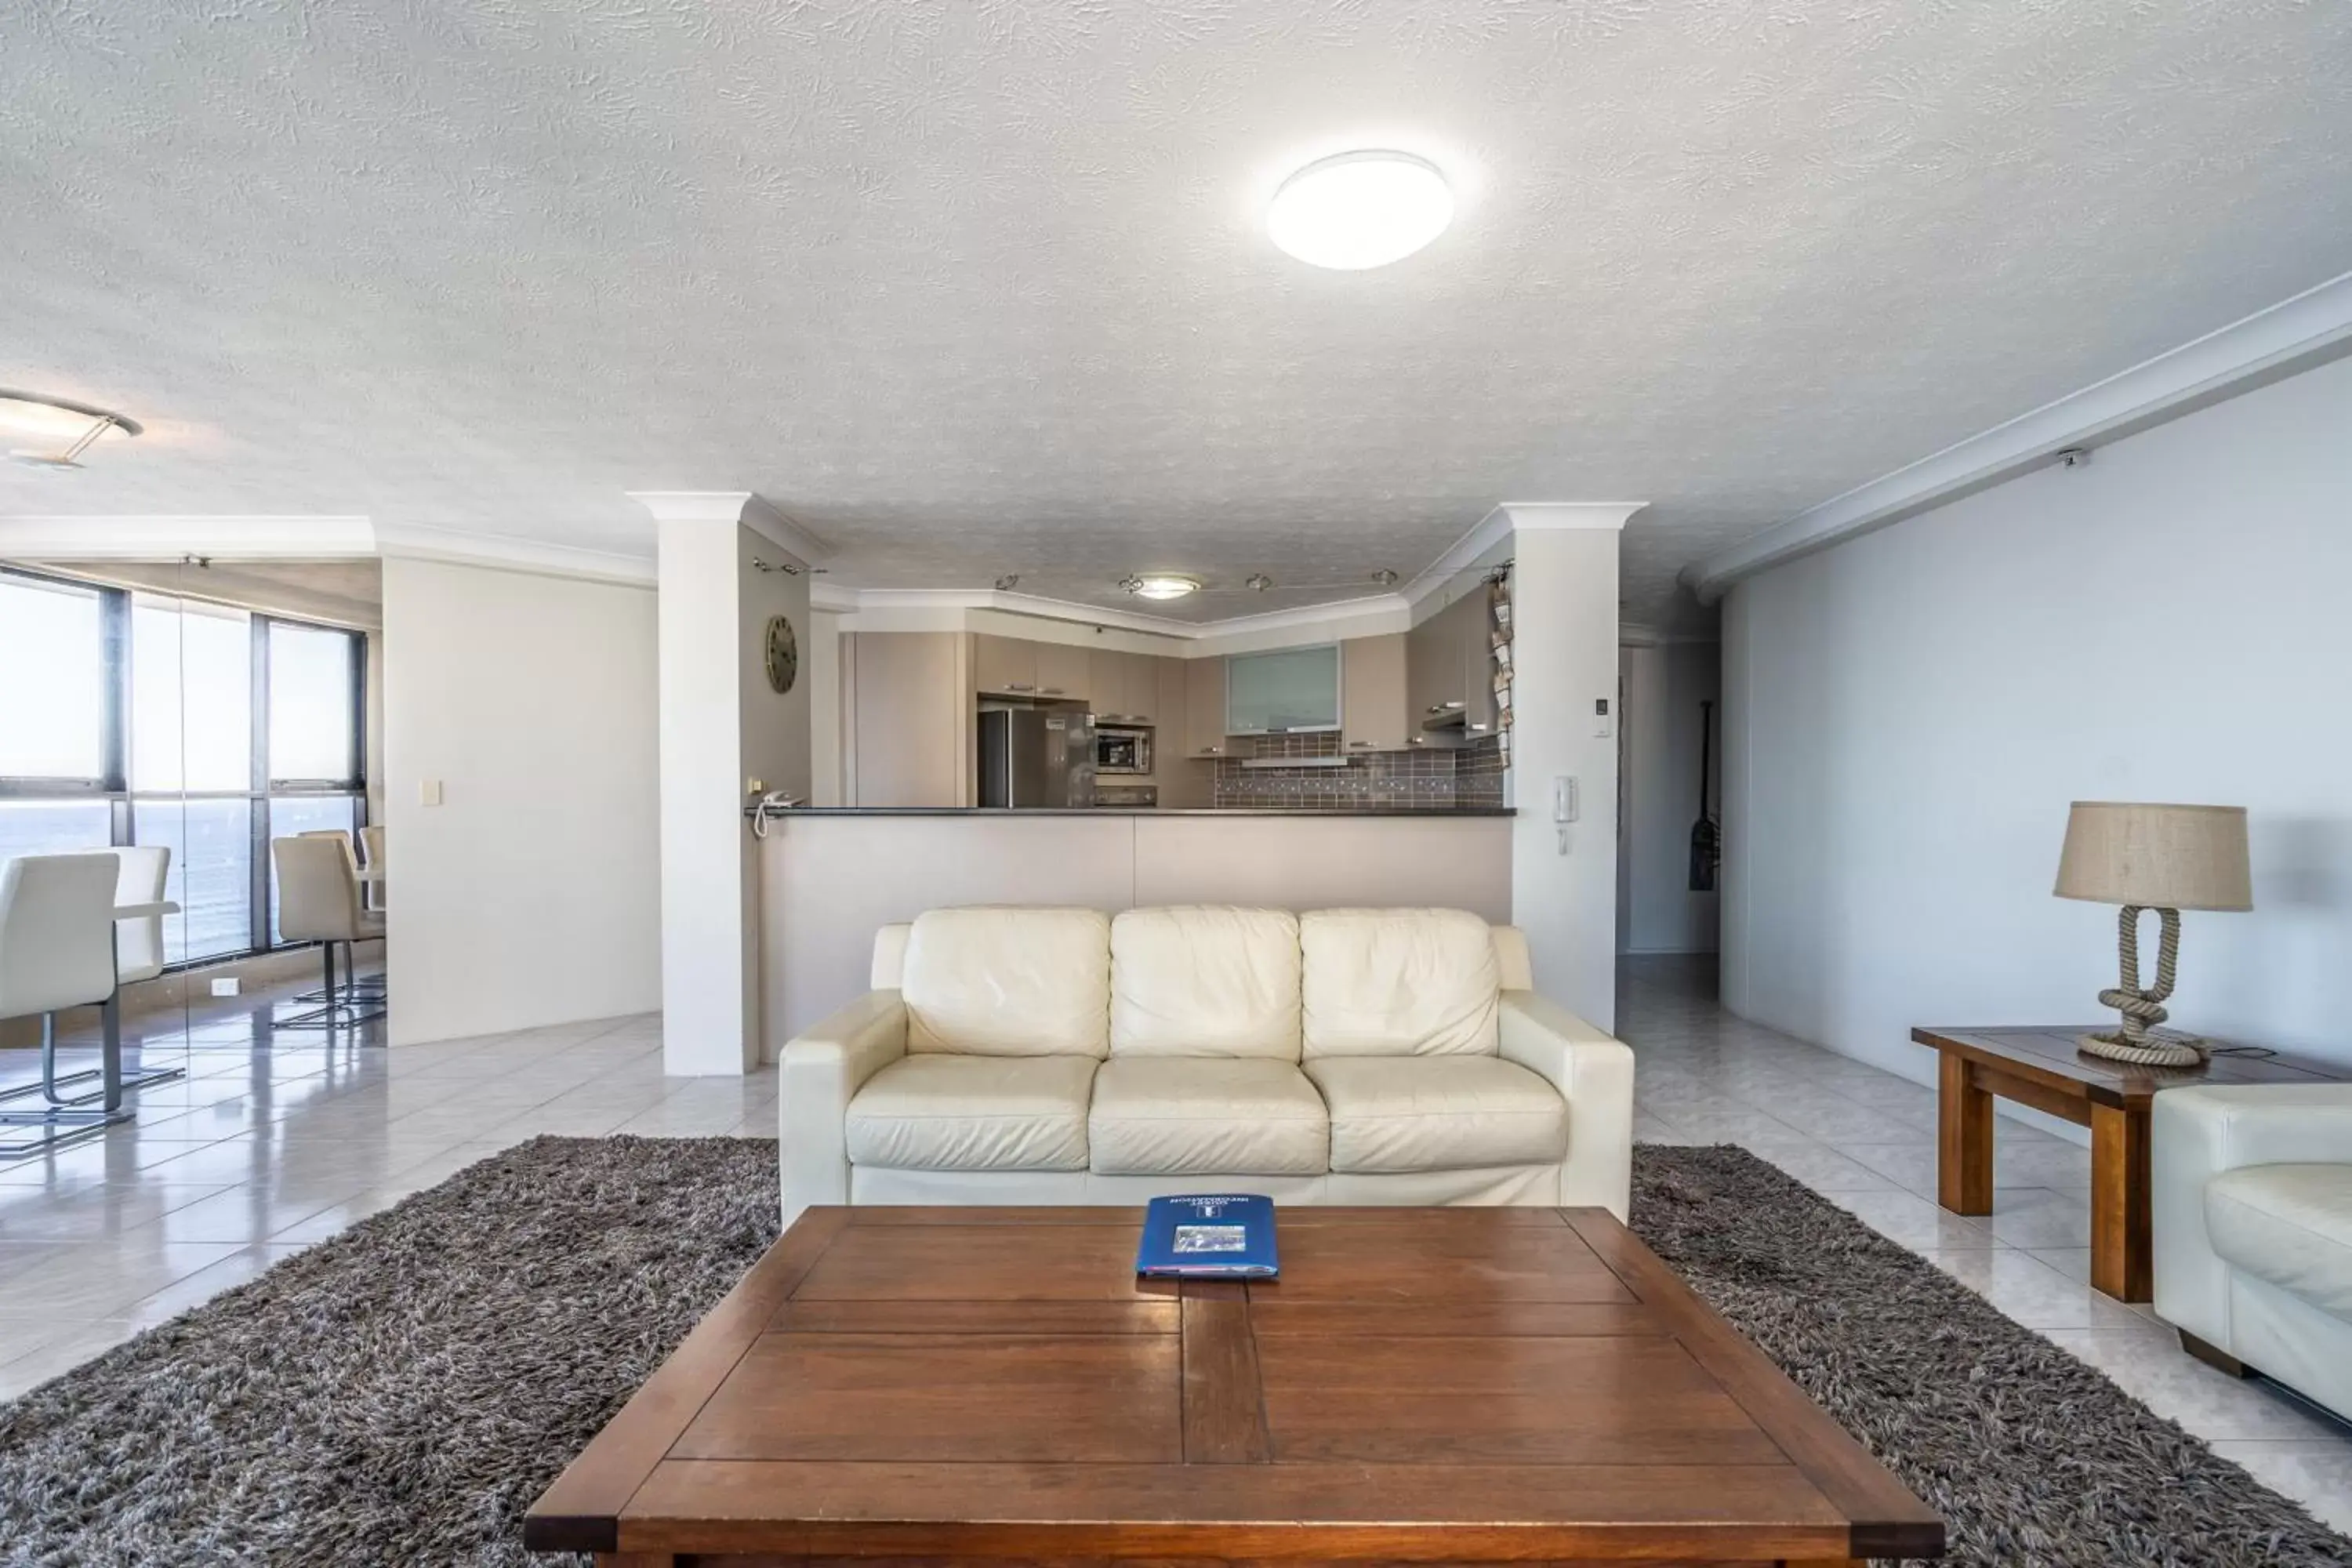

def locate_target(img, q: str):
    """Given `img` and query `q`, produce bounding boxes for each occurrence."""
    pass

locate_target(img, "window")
[268,621,358,785]
[0,564,368,967]
[0,572,110,781]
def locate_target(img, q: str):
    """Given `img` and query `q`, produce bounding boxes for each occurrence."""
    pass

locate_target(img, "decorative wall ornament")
[762,614,799,695]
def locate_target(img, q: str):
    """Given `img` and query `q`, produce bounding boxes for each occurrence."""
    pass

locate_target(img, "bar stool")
[272,836,386,1028]
[0,854,138,1156]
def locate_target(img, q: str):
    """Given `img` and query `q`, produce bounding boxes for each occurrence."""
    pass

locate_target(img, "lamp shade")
[2053,801,2252,911]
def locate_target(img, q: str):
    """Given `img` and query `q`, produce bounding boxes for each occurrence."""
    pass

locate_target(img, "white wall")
[1722,352,2352,1085]
[1620,640,1721,954]
[1508,520,1624,1031]
[381,557,660,1044]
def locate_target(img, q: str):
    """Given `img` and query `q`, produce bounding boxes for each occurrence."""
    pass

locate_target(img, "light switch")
[419,779,444,807]
[1592,697,1613,739]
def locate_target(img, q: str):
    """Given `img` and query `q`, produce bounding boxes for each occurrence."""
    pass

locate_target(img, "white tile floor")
[1618,953,2352,1532]
[0,954,2344,1534]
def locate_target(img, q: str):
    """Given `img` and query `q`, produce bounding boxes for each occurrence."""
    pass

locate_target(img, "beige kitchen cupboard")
[1090,649,1157,723]
[850,632,971,808]
[972,634,1038,696]
[1341,633,1411,753]
[1183,655,1230,758]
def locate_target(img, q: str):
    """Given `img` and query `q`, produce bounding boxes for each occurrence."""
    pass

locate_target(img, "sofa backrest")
[1299,907,1500,1057]
[1109,906,1301,1059]
[900,907,1111,1058]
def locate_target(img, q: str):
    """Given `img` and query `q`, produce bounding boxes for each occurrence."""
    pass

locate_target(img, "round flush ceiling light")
[1123,573,1201,601]
[0,391,142,470]
[1268,151,1453,270]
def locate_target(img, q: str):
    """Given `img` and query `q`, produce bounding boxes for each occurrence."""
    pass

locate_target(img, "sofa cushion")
[902,907,1110,1058]
[845,1054,1096,1171]
[1299,908,1499,1058]
[2206,1163,2352,1319]
[1109,906,1301,1060]
[1305,1055,1566,1174]
[1087,1058,1328,1176]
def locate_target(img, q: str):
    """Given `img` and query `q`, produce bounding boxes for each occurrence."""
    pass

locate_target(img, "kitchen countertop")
[765,807,1517,818]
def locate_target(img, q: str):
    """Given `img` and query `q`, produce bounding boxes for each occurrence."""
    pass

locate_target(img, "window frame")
[0,562,371,968]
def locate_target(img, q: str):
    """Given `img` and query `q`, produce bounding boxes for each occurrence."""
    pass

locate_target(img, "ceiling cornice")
[0,514,376,559]
[626,489,833,567]
[1497,502,1647,531]
[374,522,655,586]
[1683,267,2352,603]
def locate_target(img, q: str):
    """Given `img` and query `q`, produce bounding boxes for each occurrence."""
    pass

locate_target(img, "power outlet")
[209,977,241,998]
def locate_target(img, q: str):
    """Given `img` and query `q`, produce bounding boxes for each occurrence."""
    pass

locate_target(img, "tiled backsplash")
[1211,732,1508,810]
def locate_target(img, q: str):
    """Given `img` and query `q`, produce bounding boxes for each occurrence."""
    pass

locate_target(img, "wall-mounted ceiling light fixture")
[1268,151,1453,270]
[1121,573,1201,601]
[0,390,142,470]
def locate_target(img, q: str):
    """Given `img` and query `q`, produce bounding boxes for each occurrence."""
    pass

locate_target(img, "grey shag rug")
[0,1139,2343,1566]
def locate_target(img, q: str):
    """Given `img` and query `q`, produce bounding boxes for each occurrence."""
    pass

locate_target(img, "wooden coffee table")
[1915,1025,2346,1302]
[527,1205,1940,1567]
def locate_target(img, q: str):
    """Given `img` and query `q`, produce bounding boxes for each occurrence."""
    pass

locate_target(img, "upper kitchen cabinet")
[1090,649,1156,723]
[1033,641,1090,700]
[1406,601,1461,735]
[1460,582,1501,738]
[1226,644,1341,735]
[1341,633,1410,752]
[1183,656,1229,757]
[972,633,1037,695]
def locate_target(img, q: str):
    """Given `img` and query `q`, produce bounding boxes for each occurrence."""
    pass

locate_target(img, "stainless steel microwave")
[1095,725,1152,775]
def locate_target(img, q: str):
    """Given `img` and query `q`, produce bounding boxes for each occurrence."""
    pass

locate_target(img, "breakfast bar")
[759,808,1515,1047]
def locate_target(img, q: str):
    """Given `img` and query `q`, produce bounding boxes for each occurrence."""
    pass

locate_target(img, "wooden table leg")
[1937,1052,1993,1214]
[2090,1101,2153,1301]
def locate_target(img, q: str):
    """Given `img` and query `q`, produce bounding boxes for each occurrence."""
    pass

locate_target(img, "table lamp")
[2053,801,2252,1067]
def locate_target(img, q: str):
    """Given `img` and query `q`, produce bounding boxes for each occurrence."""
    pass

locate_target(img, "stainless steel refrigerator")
[978,707,1097,808]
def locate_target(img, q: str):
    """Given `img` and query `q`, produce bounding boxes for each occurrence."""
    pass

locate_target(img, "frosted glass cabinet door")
[1225,644,1341,734]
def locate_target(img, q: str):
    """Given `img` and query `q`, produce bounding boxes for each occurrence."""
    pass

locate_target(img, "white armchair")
[2153,1083,2352,1421]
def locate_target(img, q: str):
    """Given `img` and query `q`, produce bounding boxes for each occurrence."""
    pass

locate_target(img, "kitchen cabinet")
[1091,649,1156,723]
[1033,641,1090,700]
[1406,602,1459,742]
[972,634,1037,695]
[1183,655,1230,757]
[1226,644,1341,735]
[1460,583,1501,738]
[853,632,969,807]
[1341,633,1410,752]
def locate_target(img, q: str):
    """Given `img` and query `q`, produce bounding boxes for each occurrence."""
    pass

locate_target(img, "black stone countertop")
[764,807,1516,818]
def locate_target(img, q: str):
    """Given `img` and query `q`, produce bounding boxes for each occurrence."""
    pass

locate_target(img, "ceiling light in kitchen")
[0,391,142,470]
[1268,151,1453,270]
[1123,574,1201,601]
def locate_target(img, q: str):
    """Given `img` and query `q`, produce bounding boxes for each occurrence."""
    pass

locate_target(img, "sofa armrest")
[1498,990,1635,1221]
[2154,1084,2352,1345]
[779,989,908,1225]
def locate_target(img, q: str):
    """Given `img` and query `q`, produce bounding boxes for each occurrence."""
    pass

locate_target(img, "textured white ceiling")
[5,1,2350,627]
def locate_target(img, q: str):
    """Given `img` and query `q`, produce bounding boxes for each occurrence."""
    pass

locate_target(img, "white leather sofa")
[779,906,1635,1224]
[2153,1083,2352,1421]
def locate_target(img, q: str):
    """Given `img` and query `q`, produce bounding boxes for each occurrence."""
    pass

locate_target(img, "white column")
[1503,503,1642,1031]
[633,491,825,1075]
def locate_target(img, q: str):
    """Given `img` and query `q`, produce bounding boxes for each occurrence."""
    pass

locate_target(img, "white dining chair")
[273,835,386,1027]
[0,854,140,1156]
[360,823,386,915]
[0,846,187,1126]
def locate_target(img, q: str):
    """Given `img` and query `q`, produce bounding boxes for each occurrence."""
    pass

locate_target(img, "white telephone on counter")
[748,788,803,839]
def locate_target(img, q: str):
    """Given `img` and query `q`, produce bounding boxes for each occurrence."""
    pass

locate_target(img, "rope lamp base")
[2076,904,2210,1069]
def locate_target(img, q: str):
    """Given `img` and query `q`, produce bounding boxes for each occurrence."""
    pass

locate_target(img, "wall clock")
[763,613,799,695]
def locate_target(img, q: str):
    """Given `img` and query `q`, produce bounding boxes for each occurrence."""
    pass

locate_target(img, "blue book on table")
[1135,1193,1279,1279]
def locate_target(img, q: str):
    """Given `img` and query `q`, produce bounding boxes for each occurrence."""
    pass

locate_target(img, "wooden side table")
[1913,1026,2343,1301]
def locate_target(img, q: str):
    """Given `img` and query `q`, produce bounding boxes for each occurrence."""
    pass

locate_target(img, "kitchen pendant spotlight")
[1115,568,1403,602]
[993,574,1022,592]
[0,390,142,470]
